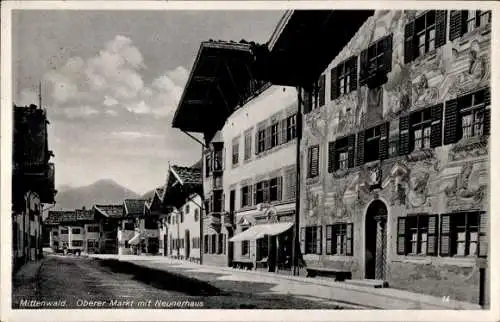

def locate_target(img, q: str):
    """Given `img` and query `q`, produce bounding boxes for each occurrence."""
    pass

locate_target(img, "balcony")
[222,212,234,227]
[205,214,221,229]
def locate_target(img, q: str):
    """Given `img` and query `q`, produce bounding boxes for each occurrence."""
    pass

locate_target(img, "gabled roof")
[163,164,203,209]
[45,209,94,225]
[170,165,202,186]
[94,204,124,219]
[124,199,147,216]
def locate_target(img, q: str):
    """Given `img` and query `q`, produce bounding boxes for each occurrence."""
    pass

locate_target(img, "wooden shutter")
[221,193,225,212]
[483,88,491,136]
[330,66,338,100]
[327,141,336,173]
[427,215,438,255]
[316,226,322,255]
[265,126,272,150]
[399,115,410,155]
[359,48,369,85]
[263,181,269,203]
[382,35,393,74]
[449,10,467,41]
[356,130,365,166]
[430,103,444,148]
[280,118,287,144]
[303,89,312,113]
[350,56,358,92]
[309,145,319,177]
[248,185,253,206]
[319,74,326,107]
[478,212,488,257]
[379,122,390,160]
[346,223,353,256]
[300,227,305,254]
[435,11,448,48]
[404,21,415,64]
[440,214,452,256]
[254,130,260,155]
[277,177,283,201]
[347,134,356,168]
[253,183,258,205]
[325,225,333,255]
[444,99,459,145]
[397,217,406,255]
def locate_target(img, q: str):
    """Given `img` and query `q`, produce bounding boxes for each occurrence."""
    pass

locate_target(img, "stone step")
[344,279,388,288]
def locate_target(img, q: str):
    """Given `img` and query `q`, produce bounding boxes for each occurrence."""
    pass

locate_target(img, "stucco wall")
[301,10,490,302]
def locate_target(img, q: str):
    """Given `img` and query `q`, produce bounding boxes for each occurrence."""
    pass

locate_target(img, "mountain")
[54,179,140,210]
[141,189,156,200]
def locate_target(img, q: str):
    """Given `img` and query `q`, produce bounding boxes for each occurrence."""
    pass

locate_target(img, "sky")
[13,10,284,195]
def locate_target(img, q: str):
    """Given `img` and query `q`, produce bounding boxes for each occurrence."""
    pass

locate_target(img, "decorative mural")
[443,162,488,209]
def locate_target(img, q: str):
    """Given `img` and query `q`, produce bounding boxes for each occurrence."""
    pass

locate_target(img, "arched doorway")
[365,200,388,280]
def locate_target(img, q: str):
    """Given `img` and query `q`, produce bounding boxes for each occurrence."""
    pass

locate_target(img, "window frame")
[232,140,239,166]
[286,114,297,142]
[460,90,486,139]
[410,107,433,151]
[257,129,266,154]
[244,130,252,161]
[415,11,437,58]
[270,122,280,148]
[241,227,250,256]
[364,125,382,163]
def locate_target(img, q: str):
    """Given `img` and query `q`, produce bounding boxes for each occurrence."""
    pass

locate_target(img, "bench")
[305,266,351,281]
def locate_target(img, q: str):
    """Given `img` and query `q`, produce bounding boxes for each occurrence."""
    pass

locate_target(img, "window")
[71,228,81,234]
[271,122,279,148]
[257,129,266,153]
[307,145,320,178]
[185,204,190,214]
[405,11,446,63]
[328,135,355,172]
[212,191,223,213]
[269,177,282,202]
[360,35,393,86]
[241,227,249,256]
[411,108,432,151]
[87,240,98,248]
[467,10,492,33]
[397,214,438,256]
[204,235,209,254]
[326,224,353,256]
[124,240,129,248]
[124,222,134,230]
[285,168,296,200]
[53,241,59,248]
[332,57,357,100]
[244,130,252,160]
[460,90,485,139]
[450,11,492,41]
[87,225,99,233]
[205,154,211,178]
[257,237,269,260]
[211,234,216,254]
[194,209,199,222]
[304,226,322,254]
[52,230,58,236]
[179,212,184,224]
[440,212,487,257]
[318,74,326,107]
[256,181,267,204]
[232,140,239,166]
[364,126,381,163]
[241,186,251,208]
[61,229,68,235]
[217,233,224,254]
[286,114,297,142]
[72,240,83,247]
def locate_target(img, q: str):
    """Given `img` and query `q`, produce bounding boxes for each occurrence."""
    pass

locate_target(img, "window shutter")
[280,118,287,144]
[319,74,326,107]
[300,227,305,254]
[265,126,272,150]
[330,66,339,100]
[254,131,259,155]
[346,223,353,256]
[221,193,225,212]
[359,49,369,86]
[404,21,415,64]
[397,217,406,255]
[449,10,466,41]
[303,89,312,113]
[277,176,283,201]
[326,225,333,255]
[435,11,448,48]
[253,184,257,205]
[309,145,319,177]
[479,212,488,257]
[356,130,365,166]
[382,35,393,74]
[430,103,444,148]
[444,99,459,145]
[327,141,336,173]
[248,185,253,206]
[350,56,358,92]
[440,214,452,256]
[483,88,491,136]
[399,115,410,155]
[427,215,438,255]
[316,226,322,255]
[346,134,356,168]
[379,122,390,160]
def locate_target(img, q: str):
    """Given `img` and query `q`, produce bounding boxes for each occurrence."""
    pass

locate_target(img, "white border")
[1,1,499,322]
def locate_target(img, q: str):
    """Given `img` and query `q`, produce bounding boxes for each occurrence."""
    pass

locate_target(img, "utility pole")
[292,87,303,276]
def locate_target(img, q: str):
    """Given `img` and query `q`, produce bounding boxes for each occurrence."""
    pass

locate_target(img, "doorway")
[163,234,168,256]
[185,229,190,259]
[365,200,388,280]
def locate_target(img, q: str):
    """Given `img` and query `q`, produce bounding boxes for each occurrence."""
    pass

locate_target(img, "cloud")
[110,131,164,139]
[36,35,187,120]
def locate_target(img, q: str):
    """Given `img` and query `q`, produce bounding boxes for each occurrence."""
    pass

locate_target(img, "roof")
[264,10,374,87]
[172,40,269,142]
[94,204,124,219]
[170,165,202,186]
[124,199,147,216]
[45,209,94,225]
[155,187,165,199]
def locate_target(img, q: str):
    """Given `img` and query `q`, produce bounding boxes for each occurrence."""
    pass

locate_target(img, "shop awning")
[229,222,293,242]
[128,233,141,245]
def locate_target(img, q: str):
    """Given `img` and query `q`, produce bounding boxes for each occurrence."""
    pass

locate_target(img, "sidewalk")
[12,258,46,304]
[88,254,481,310]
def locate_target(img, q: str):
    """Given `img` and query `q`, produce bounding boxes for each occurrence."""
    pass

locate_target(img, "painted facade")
[300,10,490,303]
